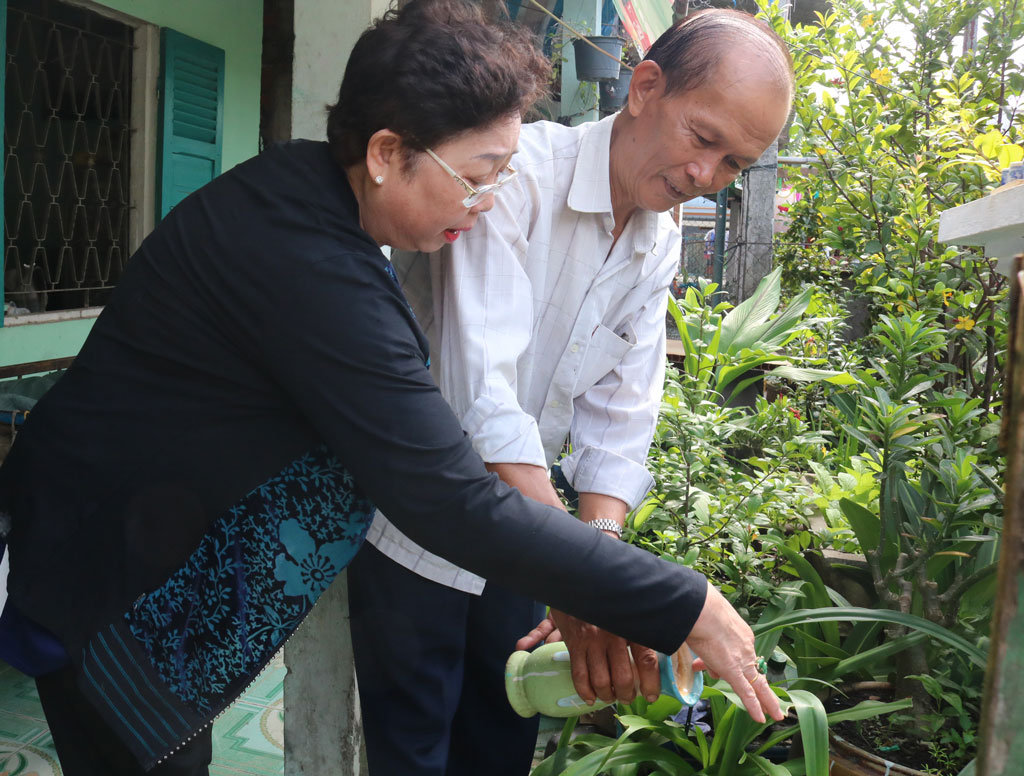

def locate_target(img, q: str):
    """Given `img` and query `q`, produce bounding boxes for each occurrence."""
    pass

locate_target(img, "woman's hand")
[686,582,784,724]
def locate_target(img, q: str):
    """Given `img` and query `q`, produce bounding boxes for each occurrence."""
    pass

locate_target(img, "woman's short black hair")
[327,0,550,169]
[643,9,794,100]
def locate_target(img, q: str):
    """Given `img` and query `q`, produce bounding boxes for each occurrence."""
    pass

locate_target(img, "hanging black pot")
[572,36,623,82]
[599,67,632,112]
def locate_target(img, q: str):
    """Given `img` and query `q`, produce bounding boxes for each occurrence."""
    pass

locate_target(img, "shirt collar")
[567,115,664,260]
[567,114,616,215]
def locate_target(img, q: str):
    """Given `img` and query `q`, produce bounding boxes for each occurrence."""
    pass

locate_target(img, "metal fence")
[680,235,712,280]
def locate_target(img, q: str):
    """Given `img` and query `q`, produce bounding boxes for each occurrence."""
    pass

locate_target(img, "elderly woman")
[0,1,781,774]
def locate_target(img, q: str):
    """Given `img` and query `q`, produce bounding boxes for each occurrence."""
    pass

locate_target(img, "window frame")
[0,0,158,327]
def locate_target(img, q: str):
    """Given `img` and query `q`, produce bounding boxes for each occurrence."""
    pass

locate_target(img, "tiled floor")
[0,652,285,776]
[0,651,564,775]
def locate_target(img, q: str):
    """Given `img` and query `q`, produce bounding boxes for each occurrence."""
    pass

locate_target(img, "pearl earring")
[374,175,384,185]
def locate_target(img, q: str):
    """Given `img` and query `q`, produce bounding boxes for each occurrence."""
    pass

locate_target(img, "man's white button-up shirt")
[367,115,681,593]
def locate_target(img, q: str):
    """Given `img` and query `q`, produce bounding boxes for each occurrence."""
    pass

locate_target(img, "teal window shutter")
[157,29,225,220]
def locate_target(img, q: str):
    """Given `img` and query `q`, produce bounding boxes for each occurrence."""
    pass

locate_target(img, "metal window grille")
[3,0,133,314]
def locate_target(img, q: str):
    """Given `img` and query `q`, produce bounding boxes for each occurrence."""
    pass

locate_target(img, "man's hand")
[515,614,561,650]
[686,582,784,724]
[517,610,661,705]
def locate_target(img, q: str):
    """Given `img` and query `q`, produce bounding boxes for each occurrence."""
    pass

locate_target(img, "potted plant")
[572,35,623,82]
[752,537,988,775]
[598,41,639,113]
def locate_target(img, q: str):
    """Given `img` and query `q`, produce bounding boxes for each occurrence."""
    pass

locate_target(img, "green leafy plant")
[759,0,1019,766]
[776,308,1000,775]
[771,0,1021,414]
[668,269,856,408]
[631,368,830,618]
[532,680,909,776]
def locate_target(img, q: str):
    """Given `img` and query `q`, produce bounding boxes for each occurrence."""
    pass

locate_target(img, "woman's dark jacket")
[0,141,706,769]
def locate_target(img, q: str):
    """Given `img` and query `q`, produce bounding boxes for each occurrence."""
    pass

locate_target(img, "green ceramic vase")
[505,641,703,718]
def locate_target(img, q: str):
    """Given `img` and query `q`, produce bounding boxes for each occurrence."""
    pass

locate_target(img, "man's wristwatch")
[587,518,623,538]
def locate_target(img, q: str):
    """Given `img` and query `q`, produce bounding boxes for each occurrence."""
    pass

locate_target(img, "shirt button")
[549,400,561,408]
[570,343,580,353]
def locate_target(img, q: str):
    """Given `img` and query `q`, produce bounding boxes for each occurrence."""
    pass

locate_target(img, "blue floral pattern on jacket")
[125,444,373,715]
[275,519,353,604]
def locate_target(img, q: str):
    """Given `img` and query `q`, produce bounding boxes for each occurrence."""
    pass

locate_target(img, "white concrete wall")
[291,0,392,141]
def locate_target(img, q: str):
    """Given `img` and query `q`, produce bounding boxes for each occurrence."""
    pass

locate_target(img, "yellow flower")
[955,316,975,330]
[862,13,875,27]
[871,68,892,87]
[942,289,953,306]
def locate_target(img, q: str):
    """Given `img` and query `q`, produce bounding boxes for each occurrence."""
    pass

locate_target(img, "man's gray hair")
[644,9,794,100]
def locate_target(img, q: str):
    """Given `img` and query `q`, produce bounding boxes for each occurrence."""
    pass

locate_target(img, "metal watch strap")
[587,518,623,537]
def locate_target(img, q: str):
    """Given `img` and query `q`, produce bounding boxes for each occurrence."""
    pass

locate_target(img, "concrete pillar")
[559,0,602,126]
[724,0,789,303]
[284,572,367,776]
[730,142,778,302]
[291,0,390,141]
[283,2,389,773]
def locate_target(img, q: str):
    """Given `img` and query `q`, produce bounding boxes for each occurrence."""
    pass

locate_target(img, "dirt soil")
[826,688,967,774]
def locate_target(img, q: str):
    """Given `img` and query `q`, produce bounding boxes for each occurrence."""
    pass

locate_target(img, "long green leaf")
[824,697,912,724]
[666,293,686,340]
[789,629,848,661]
[753,607,987,667]
[746,753,799,776]
[757,698,911,752]
[717,356,780,392]
[829,391,861,424]
[755,287,814,349]
[693,722,711,767]
[762,536,839,645]
[786,690,829,776]
[824,632,927,680]
[837,498,878,549]
[709,698,739,764]
[706,685,773,776]
[561,741,697,776]
[837,498,898,573]
[765,365,858,385]
[840,620,883,658]
[720,268,783,352]
[721,712,765,776]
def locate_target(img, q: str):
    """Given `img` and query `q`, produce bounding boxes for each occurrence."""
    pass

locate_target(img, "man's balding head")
[608,8,793,221]
[644,10,794,105]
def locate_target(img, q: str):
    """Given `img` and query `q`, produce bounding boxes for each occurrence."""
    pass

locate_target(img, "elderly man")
[347,9,794,776]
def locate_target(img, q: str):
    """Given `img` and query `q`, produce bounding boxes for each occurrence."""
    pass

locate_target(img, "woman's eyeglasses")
[424,148,518,208]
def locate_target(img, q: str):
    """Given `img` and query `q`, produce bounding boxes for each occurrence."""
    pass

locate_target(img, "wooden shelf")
[937,184,1024,275]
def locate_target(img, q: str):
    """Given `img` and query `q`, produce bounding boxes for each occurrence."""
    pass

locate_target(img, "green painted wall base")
[0,318,96,371]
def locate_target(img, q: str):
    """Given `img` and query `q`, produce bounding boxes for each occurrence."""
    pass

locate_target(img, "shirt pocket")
[573,323,636,397]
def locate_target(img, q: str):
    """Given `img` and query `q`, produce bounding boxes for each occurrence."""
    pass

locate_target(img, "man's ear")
[625,60,665,117]
[366,129,404,181]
